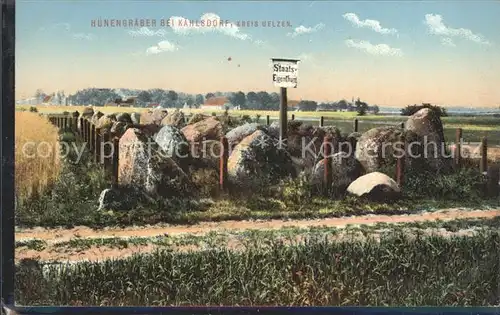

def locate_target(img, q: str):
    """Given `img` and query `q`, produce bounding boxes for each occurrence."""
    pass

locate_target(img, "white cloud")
[345,39,403,56]
[287,23,325,37]
[169,13,250,41]
[441,37,456,47]
[342,13,397,35]
[146,40,178,55]
[424,14,490,45]
[73,33,94,40]
[128,27,168,37]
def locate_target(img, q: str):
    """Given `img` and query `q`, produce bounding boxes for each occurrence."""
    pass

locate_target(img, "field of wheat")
[15,111,60,202]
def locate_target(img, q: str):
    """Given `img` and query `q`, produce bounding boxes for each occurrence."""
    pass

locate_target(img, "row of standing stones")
[69,106,452,211]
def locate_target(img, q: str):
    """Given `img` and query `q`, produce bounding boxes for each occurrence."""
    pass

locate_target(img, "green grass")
[16,230,500,306]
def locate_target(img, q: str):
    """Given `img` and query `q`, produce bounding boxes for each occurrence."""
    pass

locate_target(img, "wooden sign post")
[271,58,300,148]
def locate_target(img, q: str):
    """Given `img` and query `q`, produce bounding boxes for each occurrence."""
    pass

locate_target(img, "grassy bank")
[16,230,500,306]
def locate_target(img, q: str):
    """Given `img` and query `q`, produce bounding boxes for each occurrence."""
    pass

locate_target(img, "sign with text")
[272,58,299,88]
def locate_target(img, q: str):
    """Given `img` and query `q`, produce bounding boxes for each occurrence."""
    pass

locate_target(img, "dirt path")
[15,208,499,263]
[16,208,499,243]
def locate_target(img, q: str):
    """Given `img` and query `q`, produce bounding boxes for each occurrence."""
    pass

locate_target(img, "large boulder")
[181,116,223,143]
[81,106,94,118]
[130,112,141,125]
[312,152,365,192]
[90,111,104,125]
[355,127,403,173]
[347,172,400,201]
[95,114,116,131]
[161,109,185,129]
[154,125,190,166]
[404,108,447,172]
[227,130,295,183]
[115,112,133,124]
[118,128,192,198]
[110,121,130,138]
[141,108,168,125]
[268,121,342,169]
[188,113,207,125]
[225,123,263,148]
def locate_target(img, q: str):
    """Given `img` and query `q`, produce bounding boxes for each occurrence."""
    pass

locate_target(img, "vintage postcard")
[10,0,500,307]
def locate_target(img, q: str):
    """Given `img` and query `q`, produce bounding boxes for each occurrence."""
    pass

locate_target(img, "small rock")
[347,172,400,201]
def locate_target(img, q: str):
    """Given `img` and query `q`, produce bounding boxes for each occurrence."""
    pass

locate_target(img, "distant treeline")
[34,88,379,113]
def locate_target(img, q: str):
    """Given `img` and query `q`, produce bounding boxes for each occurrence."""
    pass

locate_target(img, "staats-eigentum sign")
[271,58,299,88]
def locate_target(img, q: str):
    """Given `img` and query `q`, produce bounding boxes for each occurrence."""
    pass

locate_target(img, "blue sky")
[16,0,500,107]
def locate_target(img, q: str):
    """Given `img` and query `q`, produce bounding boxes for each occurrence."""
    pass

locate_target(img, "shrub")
[29,106,38,113]
[402,167,487,201]
[190,168,219,198]
[16,139,108,228]
[278,172,314,207]
[240,114,252,124]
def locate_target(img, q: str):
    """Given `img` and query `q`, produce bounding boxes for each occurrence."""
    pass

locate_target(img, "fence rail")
[45,113,498,197]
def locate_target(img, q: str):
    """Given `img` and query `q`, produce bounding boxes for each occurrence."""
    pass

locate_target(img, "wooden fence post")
[400,122,405,130]
[396,133,405,187]
[81,118,86,141]
[480,137,487,174]
[111,137,120,187]
[102,132,111,173]
[455,128,462,169]
[291,114,295,121]
[319,116,324,127]
[73,117,78,133]
[266,115,270,126]
[79,118,84,137]
[353,119,359,133]
[86,119,91,145]
[90,124,96,155]
[94,128,101,163]
[81,119,86,142]
[219,136,229,193]
[323,136,332,194]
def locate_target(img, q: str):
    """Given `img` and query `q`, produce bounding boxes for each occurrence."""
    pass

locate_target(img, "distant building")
[146,102,160,108]
[201,97,239,111]
[106,96,137,107]
[122,96,137,107]
[42,95,53,104]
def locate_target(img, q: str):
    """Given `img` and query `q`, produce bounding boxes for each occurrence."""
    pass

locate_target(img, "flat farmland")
[17,105,500,143]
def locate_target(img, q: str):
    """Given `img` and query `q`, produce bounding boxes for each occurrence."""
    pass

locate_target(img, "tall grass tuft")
[15,111,60,202]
